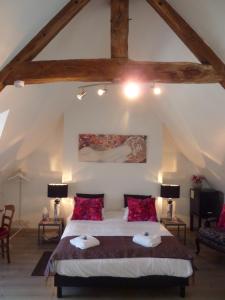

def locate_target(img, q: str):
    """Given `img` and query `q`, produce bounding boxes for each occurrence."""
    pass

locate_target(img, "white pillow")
[123,207,129,221]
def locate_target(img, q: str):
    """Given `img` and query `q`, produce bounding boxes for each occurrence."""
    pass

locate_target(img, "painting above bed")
[78,134,147,163]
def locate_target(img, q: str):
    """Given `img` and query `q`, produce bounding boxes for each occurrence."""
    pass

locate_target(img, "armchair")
[196,218,225,255]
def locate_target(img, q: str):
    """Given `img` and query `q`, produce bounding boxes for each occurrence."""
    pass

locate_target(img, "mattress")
[54,211,193,278]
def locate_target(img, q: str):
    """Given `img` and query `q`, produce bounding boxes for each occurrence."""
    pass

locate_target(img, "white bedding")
[54,211,193,278]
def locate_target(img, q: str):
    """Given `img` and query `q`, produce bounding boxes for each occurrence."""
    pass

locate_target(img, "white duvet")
[54,211,193,278]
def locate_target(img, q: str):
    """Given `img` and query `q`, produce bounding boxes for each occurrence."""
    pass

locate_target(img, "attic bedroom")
[0,0,225,299]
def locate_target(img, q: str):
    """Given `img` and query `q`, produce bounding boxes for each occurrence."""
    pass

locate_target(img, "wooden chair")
[0,205,15,263]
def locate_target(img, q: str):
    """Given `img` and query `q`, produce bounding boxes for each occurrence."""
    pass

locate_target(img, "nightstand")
[160,217,186,244]
[38,218,64,245]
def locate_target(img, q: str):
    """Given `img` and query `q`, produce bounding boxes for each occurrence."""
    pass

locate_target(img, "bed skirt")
[54,274,189,298]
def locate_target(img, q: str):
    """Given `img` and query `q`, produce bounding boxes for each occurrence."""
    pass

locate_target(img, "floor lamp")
[7,170,30,236]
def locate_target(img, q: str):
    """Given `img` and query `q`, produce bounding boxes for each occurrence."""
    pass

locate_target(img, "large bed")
[49,211,193,298]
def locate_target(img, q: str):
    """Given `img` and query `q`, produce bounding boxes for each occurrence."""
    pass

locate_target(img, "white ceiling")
[0,0,225,191]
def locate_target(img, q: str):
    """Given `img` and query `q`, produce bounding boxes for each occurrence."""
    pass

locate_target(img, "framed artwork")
[78,134,147,163]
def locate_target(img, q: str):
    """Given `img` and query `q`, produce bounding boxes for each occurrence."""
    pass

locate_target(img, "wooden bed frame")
[54,274,189,298]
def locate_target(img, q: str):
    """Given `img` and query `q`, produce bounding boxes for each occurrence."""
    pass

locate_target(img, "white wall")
[0,0,224,228]
[0,97,199,227]
[63,86,163,216]
[161,127,198,225]
[1,120,63,228]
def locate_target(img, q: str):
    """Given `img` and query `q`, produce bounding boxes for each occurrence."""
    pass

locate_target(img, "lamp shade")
[47,184,68,198]
[160,184,180,199]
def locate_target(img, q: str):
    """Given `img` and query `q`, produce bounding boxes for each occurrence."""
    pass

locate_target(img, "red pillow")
[148,197,158,222]
[217,204,225,228]
[127,197,157,222]
[71,197,103,221]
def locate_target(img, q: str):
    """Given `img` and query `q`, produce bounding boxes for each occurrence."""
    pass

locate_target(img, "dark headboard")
[124,194,152,207]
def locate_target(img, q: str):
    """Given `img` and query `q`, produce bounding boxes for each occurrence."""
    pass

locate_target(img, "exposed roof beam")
[146,0,225,88]
[111,0,129,58]
[0,0,90,92]
[5,59,224,85]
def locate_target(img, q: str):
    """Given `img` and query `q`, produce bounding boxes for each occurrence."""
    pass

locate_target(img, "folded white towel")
[133,233,161,248]
[70,235,100,250]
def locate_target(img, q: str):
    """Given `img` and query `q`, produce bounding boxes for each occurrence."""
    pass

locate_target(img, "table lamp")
[47,183,68,221]
[160,184,180,220]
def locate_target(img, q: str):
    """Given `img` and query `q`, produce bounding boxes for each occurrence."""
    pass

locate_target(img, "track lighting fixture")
[97,88,107,96]
[123,81,140,100]
[76,83,109,100]
[76,89,87,100]
[153,86,161,95]
[152,83,161,95]
[75,81,162,101]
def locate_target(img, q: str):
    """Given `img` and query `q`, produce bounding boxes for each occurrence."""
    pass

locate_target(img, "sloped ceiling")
[0,0,225,191]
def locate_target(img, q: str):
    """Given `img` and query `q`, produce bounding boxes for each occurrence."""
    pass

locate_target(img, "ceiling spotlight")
[97,88,107,96]
[123,81,140,100]
[76,89,87,100]
[14,80,25,88]
[153,85,161,95]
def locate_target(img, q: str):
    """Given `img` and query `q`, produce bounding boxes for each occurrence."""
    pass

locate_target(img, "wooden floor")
[0,229,225,299]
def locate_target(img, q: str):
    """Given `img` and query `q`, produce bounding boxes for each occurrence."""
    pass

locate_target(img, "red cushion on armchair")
[0,227,8,237]
[217,204,225,228]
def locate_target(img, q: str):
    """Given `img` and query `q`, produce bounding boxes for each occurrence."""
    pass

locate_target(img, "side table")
[38,218,64,245]
[160,217,187,244]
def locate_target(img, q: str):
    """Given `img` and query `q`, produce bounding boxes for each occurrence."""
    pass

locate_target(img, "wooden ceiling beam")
[5,59,224,85]
[146,0,225,88]
[111,0,129,58]
[0,0,90,92]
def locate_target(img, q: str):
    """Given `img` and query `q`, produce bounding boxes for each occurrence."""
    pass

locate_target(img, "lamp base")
[167,199,173,220]
[54,199,60,221]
